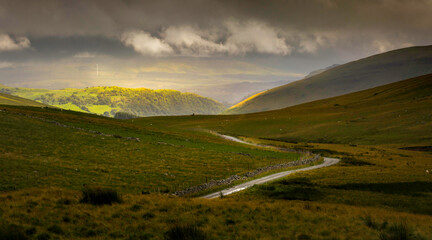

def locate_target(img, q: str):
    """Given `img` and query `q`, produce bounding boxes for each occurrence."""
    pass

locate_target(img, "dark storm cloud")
[1,0,431,37]
[0,0,430,58]
[0,36,135,62]
[0,0,432,36]
[0,0,431,102]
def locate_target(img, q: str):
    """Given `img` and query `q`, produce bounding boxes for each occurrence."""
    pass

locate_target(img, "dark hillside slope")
[225,45,432,114]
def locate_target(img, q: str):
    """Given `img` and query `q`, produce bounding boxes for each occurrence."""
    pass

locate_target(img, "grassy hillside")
[0,86,226,117]
[226,45,432,114]
[0,105,300,193]
[150,73,432,145]
[0,92,49,107]
[1,75,432,238]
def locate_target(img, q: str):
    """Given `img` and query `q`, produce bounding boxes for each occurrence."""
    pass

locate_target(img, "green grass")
[0,105,299,194]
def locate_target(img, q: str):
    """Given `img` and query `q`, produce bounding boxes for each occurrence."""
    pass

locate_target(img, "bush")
[80,186,122,205]
[36,233,50,240]
[0,224,28,240]
[47,225,63,235]
[341,157,374,166]
[143,212,155,219]
[130,204,142,212]
[297,233,312,240]
[164,224,207,240]
[379,222,424,240]
[114,112,138,120]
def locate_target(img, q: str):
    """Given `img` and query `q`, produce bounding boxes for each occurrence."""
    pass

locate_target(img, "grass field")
[0,105,300,194]
[1,74,432,239]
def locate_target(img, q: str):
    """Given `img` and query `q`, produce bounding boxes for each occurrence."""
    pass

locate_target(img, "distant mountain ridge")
[225,45,432,114]
[0,86,226,117]
[303,64,340,79]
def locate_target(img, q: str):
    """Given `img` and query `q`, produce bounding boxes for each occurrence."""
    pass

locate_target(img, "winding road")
[201,134,340,199]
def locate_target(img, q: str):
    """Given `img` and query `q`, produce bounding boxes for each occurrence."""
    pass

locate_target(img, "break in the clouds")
[0,0,431,103]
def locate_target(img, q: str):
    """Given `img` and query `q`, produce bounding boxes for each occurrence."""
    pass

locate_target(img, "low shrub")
[47,225,63,235]
[341,157,374,166]
[143,212,155,219]
[130,204,142,212]
[80,186,122,205]
[36,233,50,240]
[297,233,312,240]
[0,224,28,240]
[379,222,424,240]
[362,215,378,229]
[164,224,207,240]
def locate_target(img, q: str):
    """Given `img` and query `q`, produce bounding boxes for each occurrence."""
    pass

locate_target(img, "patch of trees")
[114,112,138,119]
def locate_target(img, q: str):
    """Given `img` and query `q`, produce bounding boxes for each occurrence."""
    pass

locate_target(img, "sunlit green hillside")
[0,92,49,107]
[0,86,226,117]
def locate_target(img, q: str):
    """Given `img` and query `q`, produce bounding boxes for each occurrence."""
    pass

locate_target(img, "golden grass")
[1,187,431,239]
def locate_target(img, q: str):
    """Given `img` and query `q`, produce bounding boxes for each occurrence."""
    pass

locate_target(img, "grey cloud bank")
[0,0,431,103]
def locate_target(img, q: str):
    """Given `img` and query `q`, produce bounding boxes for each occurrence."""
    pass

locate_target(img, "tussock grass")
[0,224,28,240]
[1,188,432,239]
[379,222,425,240]
[80,186,122,205]
[164,224,207,240]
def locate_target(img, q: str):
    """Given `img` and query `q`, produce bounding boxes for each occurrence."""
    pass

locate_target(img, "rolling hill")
[1,76,432,239]
[225,45,432,114]
[141,73,432,145]
[0,86,226,117]
[0,92,49,107]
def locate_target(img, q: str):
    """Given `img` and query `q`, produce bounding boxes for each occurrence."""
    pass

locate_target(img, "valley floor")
[1,105,432,239]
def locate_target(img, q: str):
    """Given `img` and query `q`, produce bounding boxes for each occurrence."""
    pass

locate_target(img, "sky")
[0,0,431,103]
